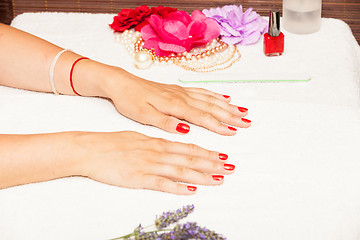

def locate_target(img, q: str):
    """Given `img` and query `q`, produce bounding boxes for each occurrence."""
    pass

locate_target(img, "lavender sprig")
[111,205,226,240]
[155,205,195,229]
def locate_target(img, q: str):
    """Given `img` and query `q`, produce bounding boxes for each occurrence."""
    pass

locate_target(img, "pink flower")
[141,10,220,56]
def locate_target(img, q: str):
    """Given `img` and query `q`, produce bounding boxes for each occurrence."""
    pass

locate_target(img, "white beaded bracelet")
[49,49,68,95]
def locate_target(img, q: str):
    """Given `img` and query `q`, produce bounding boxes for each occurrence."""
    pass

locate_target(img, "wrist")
[65,131,106,178]
[71,60,114,98]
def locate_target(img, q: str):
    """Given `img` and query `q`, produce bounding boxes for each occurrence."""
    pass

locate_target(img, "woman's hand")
[99,68,251,135]
[74,131,234,195]
[0,24,250,135]
[0,131,232,194]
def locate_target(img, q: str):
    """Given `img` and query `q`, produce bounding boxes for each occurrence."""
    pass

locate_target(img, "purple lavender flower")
[159,222,226,240]
[203,5,268,45]
[155,205,195,230]
[137,231,159,240]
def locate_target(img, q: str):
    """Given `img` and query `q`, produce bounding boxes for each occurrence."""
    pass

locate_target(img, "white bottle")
[283,0,322,34]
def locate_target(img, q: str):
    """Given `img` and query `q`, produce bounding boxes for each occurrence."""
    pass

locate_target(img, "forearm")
[0,132,83,189]
[0,23,116,97]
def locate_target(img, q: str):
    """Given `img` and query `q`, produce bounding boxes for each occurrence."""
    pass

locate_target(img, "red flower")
[141,10,220,56]
[109,5,177,32]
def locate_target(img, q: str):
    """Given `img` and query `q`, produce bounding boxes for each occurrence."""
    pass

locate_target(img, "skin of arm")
[0,23,248,194]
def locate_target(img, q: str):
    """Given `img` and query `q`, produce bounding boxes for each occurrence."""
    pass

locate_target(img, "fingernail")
[223,95,230,99]
[187,186,197,192]
[219,153,228,160]
[228,126,237,131]
[212,175,224,181]
[242,118,251,123]
[224,164,235,171]
[176,123,190,134]
[238,107,248,113]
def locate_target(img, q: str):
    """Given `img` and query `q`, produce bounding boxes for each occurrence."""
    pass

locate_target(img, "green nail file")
[178,73,311,83]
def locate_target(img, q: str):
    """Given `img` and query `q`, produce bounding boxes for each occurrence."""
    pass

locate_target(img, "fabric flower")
[109,5,177,32]
[203,5,268,45]
[135,6,178,32]
[141,10,220,57]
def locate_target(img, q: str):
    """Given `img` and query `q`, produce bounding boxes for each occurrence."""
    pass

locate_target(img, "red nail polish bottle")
[264,11,284,57]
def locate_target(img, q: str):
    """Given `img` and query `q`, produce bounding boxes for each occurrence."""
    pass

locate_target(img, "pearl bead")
[134,50,153,69]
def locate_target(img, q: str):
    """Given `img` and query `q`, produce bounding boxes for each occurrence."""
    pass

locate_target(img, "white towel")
[0,12,360,240]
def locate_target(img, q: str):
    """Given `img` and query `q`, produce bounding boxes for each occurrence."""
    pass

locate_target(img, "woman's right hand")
[72,131,234,195]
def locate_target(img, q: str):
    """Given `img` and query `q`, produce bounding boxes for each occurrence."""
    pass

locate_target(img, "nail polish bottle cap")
[268,10,281,37]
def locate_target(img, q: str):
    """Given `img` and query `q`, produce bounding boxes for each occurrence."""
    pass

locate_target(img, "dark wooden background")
[1,0,360,44]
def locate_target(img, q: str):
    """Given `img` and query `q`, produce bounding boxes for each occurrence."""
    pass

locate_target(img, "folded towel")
[0,12,359,240]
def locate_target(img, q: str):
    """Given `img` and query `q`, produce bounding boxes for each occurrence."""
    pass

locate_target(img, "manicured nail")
[228,126,237,131]
[224,164,235,171]
[219,153,228,160]
[176,123,190,134]
[238,107,248,113]
[242,118,251,123]
[212,175,224,181]
[223,95,230,99]
[187,186,197,192]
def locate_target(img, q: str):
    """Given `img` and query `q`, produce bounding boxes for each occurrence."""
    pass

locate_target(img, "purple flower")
[203,5,268,45]
[159,222,226,240]
[155,205,194,229]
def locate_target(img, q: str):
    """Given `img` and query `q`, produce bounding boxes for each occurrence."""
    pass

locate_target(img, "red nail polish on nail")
[212,175,224,181]
[224,164,235,171]
[223,95,230,99]
[187,186,197,191]
[242,118,251,123]
[228,126,237,131]
[219,153,228,160]
[176,123,190,134]
[238,107,248,113]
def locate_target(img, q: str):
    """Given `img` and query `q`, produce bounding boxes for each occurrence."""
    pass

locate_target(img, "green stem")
[109,233,132,240]
[109,227,172,240]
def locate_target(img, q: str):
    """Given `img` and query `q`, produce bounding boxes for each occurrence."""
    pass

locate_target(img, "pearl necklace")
[115,29,241,72]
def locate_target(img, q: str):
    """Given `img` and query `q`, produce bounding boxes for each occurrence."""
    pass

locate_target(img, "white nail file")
[178,73,311,83]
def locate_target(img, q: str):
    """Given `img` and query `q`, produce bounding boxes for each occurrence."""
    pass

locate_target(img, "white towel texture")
[0,12,360,240]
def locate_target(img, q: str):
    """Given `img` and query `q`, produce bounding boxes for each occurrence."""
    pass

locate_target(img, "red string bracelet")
[70,57,89,96]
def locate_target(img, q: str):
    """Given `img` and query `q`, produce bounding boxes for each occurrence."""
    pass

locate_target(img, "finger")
[183,97,251,128]
[142,106,191,134]
[148,163,225,186]
[185,87,231,102]
[186,91,248,117]
[168,104,238,136]
[153,152,234,175]
[144,139,228,161]
[140,174,197,195]
[162,141,227,161]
